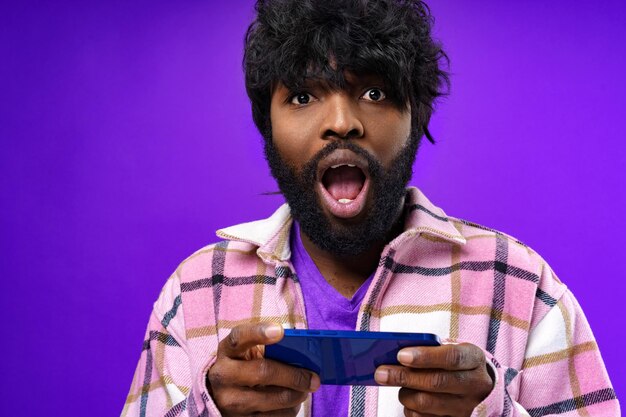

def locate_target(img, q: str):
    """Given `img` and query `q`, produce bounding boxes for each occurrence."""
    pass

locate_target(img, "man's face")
[266,72,417,256]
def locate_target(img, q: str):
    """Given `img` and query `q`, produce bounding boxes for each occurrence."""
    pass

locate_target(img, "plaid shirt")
[122,187,619,417]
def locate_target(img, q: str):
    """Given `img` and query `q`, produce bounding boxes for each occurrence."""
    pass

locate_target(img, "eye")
[290,92,314,105]
[362,88,386,102]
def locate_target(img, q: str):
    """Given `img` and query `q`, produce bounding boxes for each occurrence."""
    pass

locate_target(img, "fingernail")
[264,324,282,339]
[397,350,413,364]
[309,374,320,391]
[374,368,389,384]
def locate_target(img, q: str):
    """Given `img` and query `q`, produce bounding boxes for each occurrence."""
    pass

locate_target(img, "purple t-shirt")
[289,222,374,417]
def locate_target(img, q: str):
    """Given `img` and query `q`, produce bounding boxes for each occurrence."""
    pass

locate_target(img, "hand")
[207,322,320,416]
[374,343,494,417]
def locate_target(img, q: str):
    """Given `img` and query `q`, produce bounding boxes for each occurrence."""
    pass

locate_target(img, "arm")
[375,289,619,416]
[121,274,216,416]
[509,289,619,416]
[121,274,319,417]
[207,323,319,416]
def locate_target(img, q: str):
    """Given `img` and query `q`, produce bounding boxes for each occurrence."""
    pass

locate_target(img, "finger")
[403,410,439,417]
[399,388,466,416]
[375,366,486,394]
[218,322,284,359]
[251,407,302,417]
[397,343,485,371]
[209,357,320,393]
[215,386,306,416]
[254,386,309,413]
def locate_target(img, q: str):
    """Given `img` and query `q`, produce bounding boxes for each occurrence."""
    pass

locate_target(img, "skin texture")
[269,72,412,295]
[210,73,494,415]
[375,344,494,416]
[207,323,320,416]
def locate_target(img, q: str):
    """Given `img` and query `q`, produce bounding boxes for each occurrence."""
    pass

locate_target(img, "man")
[123,1,619,416]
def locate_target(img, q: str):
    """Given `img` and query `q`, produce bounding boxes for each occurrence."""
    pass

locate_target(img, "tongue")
[323,166,365,200]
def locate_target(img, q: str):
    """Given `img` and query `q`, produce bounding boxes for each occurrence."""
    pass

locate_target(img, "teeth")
[330,164,357,169]
[338,198,353,204]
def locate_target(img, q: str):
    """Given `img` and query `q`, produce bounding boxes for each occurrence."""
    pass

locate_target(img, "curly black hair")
[243,0,449,144]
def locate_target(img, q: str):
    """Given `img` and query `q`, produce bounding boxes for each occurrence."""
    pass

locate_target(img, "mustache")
[301,141,383,181]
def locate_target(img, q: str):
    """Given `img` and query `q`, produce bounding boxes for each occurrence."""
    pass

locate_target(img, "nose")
[319,93,364,140]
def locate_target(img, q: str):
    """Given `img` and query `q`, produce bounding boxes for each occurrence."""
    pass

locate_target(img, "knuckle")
[430,372,448,390]
[446,346,465,368]
[218,394,248,414]
[465,343,484,366]
[453,370,467,385]
[475,348,486,366]
[256,359,273,385]
[291,370,311,391]
[226,327,242,351]
[391,367,409,386]
[414,391,434,411]
[208,366,227,388]
[275,389,297,407]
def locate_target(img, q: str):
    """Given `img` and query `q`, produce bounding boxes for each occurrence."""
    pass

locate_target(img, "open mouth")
[322,164,366,203]
[316,150,370,219]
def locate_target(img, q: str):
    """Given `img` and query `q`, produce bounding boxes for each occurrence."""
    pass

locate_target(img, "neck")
[299,202,406,299]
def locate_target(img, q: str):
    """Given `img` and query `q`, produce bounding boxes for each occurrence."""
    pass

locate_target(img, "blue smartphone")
[264,329,441,385]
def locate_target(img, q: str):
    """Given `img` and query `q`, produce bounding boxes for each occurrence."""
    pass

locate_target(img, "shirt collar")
[215,187,466,264]
[216,203,294,263]
[398,187,467,246]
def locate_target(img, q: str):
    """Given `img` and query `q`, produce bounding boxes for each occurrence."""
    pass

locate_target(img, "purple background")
[2,1,624,415]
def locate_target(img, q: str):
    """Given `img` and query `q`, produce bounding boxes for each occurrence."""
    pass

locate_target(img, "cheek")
[370,113,412,165]
[270,111,321,166]
[270,122,298,167]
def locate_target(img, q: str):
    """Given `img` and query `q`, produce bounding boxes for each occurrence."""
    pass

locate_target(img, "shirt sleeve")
[121,273,223,417]
[472,286,620,416]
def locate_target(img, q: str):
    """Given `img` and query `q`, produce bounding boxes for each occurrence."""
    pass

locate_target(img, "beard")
[264,135,419,256]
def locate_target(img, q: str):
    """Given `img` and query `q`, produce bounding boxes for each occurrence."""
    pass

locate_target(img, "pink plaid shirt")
[122,187,619,416]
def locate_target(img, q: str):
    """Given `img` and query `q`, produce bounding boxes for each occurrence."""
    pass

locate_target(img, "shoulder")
[448,215,568,324]
[151,239,260,309]
[448,215,536,265]
[174,240,260,282]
